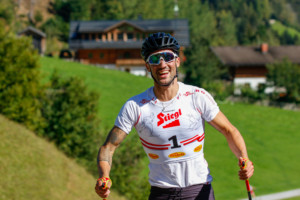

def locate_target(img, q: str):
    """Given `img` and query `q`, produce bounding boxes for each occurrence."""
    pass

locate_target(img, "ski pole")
[99,177,111,200]
[241,160,252,200]
[101,182,107,200]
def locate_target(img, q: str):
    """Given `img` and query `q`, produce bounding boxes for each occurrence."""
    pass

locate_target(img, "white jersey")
[115,82,219,188]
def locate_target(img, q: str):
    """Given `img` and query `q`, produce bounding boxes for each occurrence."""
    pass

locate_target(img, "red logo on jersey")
[157,109,182,128]
[183,91,194,96]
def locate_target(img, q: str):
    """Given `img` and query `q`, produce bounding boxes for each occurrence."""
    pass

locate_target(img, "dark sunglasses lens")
[162,52,175,62]
[149,54,161,64]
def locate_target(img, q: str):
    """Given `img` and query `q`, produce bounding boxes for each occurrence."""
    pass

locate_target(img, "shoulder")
[124,86,154,107]
[178,82,206,96]
[179,82,217,104]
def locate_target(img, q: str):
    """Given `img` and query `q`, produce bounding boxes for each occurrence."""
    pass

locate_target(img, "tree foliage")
[40,72,100,170]
[0,22,45,131]
[267,58,300,102]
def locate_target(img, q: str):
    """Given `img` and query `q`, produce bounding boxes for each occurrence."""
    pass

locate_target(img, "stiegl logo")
[157,109,182,128]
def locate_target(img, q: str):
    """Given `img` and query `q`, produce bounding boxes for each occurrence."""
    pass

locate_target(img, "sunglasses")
[146,52,178,65]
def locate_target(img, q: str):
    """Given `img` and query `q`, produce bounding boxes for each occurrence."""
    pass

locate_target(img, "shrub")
[267,58,300,102]
[240,83,267,103]
[0,22,45,132]
[41,72,100,164]
[202,80,233,101]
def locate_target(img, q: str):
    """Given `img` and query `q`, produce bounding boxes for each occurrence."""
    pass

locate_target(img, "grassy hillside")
[40,57,153,132]
[271,20,300,39]
[0,114,126,200]
[205,103,300,199]
[39,57,300,199]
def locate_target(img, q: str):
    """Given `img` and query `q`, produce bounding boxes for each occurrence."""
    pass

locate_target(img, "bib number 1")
[168,135,181,149]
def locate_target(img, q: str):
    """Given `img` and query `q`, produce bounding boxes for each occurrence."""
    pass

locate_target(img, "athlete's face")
[146,50,180,86]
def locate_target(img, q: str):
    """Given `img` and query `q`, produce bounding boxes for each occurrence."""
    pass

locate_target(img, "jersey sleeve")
[194,88,219,122]
[114,99,139,134]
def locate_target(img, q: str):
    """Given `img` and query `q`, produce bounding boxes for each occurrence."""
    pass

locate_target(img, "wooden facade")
[234,66,268,78]
[211,44,300,92]
[69,19,190,75]
[77,49,142,64]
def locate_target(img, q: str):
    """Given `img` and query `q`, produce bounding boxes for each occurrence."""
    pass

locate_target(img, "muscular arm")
[208,111,248,159]
[97,126,127,178]
[208,111,254,180]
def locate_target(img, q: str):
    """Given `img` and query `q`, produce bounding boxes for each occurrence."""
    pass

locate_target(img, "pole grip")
[241,159,252,200]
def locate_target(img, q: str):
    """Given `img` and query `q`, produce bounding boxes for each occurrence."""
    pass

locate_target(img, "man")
[95,32,254,200]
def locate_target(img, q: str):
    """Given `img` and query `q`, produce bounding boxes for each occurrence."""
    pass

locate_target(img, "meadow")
[0,114,126,200]
[38,57,300,199]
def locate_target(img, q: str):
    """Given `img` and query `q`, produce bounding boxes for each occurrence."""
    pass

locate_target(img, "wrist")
[97,177,112,189]
[239,157,250,168]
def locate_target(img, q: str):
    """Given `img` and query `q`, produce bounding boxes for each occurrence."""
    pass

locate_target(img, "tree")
[41,72,100,163]
[267,58,300,101]
[0,22,45,132]
[182,1,226,87]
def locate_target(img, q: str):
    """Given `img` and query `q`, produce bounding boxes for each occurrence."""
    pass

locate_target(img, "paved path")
[241,189,300,200]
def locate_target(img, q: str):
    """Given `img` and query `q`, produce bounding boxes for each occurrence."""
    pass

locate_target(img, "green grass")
[39,57,300,199]
[0,114,126,200]
[271,20,300,39]
[205,103,300,199]
[39,57,153,132]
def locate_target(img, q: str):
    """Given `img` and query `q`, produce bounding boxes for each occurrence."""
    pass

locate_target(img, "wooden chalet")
[19,26,46,55]
[211,44,300,93]
[69,19,189,76]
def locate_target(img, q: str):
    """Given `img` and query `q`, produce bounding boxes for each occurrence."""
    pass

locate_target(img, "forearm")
[209,112,249,159]
[97,126,127,178]
[97,145,114,178]
[225,126,248,159]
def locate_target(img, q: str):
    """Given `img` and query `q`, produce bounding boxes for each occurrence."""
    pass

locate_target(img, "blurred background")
[0,0,300,199]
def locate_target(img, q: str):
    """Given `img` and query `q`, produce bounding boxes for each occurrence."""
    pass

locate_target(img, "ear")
[176,57,181,68]
[145,63,151,72]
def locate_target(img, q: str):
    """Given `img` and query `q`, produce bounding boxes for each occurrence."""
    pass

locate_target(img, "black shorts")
[148,183,215,200]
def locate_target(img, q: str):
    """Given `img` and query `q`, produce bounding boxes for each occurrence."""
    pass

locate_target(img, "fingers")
[95,179,112,198]
[238,159,254,180]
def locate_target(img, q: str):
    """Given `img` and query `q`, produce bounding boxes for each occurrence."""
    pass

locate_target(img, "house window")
[136,33,140,40]
[91,34,96,40]
[127,33,134,40]
[99,53,104,59]
[118,33,124,41]
[88,53,93,58]
[124,52,130,58]
[84,33,89,40]
[98,33,102,40]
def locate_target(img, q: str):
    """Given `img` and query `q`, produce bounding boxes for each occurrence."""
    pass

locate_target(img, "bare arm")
[95,126,127,198]
[208,111,254,179]
[208,111,248,158]
[97,126,127,178]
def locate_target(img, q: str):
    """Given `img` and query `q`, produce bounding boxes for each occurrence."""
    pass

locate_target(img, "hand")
[238,157,254,180]
[95,177,112,199]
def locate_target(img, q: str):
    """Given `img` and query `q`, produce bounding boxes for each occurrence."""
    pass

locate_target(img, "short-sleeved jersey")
[115,82,219,188]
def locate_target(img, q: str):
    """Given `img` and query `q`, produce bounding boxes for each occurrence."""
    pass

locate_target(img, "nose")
[158,58,167,66]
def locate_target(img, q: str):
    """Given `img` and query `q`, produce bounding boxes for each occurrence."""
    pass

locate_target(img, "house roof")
[69,19,189,50]
[18,26,46,38]
[211,45,300,67]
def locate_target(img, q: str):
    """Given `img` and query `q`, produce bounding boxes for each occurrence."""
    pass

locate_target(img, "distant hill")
[0,114,126,200]
[15,0,53,24]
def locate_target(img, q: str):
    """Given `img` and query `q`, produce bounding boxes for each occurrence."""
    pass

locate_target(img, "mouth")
[158,69,170,78]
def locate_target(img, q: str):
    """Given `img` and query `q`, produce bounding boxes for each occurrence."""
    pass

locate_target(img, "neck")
[153,80,179,101]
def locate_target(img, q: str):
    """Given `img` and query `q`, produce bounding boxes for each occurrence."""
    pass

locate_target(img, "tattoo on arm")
[98,127,127,166]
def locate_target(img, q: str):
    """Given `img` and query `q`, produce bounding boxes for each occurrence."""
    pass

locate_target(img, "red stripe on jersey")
[141,142,169,150]
[180,134,199,143]
[139,137,171,147]
[134,113,141,127]
[181,133,205,146]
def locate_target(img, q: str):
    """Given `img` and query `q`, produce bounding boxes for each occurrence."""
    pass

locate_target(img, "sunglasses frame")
[146,51,178,65]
